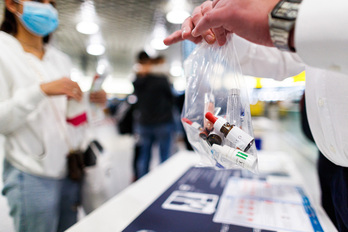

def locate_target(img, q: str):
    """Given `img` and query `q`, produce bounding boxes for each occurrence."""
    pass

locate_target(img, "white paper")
[213,177,315,232]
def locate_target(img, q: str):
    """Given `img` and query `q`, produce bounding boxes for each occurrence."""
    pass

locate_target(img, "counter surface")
[67,150,337,232]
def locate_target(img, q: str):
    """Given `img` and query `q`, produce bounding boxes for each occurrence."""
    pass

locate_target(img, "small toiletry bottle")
[182,118,208,140]
[226,88,241,128]
[206,132,222,146]
[212,144,257,171]
[205,112,254,152]
[182,118,203,131]
[66,95,88,127]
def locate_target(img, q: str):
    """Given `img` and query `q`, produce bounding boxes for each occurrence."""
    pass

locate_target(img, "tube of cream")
[182,118,203,131]
[182,118,208,140]
[212,144,257,172]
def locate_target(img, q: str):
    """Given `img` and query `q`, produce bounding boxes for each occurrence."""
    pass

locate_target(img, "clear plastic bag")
[182,35,258,173]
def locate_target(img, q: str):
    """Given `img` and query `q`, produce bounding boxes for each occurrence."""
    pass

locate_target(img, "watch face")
[272,0,302,20]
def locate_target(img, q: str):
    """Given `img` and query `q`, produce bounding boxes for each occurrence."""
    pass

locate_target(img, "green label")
[236,154,246,160]
[237,151,248,158]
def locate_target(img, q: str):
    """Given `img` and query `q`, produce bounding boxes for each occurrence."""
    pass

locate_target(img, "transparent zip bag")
[182,35,258,173]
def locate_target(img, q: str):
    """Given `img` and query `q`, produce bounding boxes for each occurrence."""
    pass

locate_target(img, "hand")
[164,1,216,46]
[192,0,279,46]
[40,77,83,101]
[164,0,279,47]
[89,90,107,105]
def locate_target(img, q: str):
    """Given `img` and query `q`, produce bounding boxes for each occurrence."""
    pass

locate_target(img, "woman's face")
[14,0,57,12]
[7,0,56,14]
[7,0,59,37]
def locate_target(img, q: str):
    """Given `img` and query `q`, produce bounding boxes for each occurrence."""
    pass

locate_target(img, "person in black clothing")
[132,51,175,178]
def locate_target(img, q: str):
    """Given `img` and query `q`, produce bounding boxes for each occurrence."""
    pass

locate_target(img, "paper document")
[213,177,323,232]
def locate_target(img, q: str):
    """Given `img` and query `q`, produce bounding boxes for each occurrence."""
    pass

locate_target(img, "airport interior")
[0,0,341,232]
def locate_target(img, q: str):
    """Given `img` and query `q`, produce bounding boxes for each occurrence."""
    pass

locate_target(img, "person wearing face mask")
[0,0,106,232]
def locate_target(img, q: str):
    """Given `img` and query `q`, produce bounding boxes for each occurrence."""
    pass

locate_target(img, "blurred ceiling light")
[166,9,190,24]
[77,1,99,34]
[150,38,168,50]
[97,63,106,74]
[173,76,186,92]
[170,62,183,76]
[150,10,168,50]
[87,44,105,56]
[103,77,134,95]
[96,58,110,74]
[76,21,99,34]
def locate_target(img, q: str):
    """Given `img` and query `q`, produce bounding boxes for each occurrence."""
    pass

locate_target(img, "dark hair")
[0,6,50,43]
[0,8,17,35]
[137,51,150,64]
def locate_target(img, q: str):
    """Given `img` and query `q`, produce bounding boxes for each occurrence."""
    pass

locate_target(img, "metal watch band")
[268,0,301,52]
[269,17,295,52]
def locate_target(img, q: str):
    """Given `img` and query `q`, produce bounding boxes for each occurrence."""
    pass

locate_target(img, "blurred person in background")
[0,0,106,231]
[132,51,175,178]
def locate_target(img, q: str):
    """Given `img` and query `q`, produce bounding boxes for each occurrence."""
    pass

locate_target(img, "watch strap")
[269,0,302,52]
[269,15,296,52]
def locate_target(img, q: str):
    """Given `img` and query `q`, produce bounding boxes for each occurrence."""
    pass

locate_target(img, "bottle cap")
[205,112,217,123]
[207,133,222,146]
[182,118,193,125]
[199,130,209,140]
[212,144,224,153]
[214,117,227,132]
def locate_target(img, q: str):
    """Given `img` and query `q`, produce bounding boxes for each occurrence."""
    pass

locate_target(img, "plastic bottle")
[205,112,254,152]
[206,132,222,146]
[204,93,215,131]
[212,144,257,172]
[226,88,241,128]
[182,118,208,140]
[182,118,203,131]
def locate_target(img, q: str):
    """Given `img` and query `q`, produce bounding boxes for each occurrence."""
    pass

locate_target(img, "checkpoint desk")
[66,151,337,232]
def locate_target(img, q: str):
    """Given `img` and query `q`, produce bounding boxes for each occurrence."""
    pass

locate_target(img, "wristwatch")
[269,0,302,52]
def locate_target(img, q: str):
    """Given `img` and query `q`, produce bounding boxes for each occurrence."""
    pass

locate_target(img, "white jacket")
[233,28,348,167]
[0,32,84,179]
[296,0,348,75]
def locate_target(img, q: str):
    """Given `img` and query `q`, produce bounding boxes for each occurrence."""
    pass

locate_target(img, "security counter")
[66,150,337,232]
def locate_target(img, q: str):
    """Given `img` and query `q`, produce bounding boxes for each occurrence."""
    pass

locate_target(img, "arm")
[0,79,46,134]
[164,0,279,47]
[165,0,348,75]
[233,35,304,80]
[89,89,107,106]
[295,0,348,74]
[0,63,82,135]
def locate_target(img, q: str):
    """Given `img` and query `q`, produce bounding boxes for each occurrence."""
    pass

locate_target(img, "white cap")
[212,143,225,153]
[214,117,227,132]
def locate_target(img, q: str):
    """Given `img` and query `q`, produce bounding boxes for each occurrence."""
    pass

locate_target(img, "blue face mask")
[16,1,59,36]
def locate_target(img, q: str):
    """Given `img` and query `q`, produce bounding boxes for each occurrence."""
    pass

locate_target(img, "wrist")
[268,0,302,52]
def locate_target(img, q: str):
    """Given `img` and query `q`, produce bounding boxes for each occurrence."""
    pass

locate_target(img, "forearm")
[234,35,305,80]
[0,85,45,134]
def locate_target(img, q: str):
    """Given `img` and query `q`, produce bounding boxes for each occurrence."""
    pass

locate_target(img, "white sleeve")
[295,0,348,74]
[0,60,46,134]
[233,35,305,80]
[0,80,46,135]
